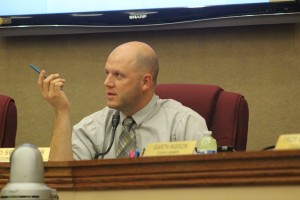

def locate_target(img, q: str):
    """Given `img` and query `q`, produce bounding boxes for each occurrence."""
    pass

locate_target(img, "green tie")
[117,116,136,158]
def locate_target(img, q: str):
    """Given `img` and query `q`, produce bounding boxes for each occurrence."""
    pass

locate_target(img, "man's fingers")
[48,78,65,96]
[39,73,65,98]
[38,70,47,93]
[43,74,59,92]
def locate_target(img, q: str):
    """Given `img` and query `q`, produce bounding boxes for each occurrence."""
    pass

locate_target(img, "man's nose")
[104,74,114,87]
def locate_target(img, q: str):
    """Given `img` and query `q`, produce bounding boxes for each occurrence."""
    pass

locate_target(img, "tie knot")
[122,116,135,127]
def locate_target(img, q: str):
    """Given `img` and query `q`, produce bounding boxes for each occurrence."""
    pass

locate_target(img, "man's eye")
[115,73,122,78]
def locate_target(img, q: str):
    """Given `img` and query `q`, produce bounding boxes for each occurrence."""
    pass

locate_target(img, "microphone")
[94,110,120,159]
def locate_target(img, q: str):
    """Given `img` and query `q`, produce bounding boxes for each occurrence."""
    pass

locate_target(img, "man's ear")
[141,73,152,91]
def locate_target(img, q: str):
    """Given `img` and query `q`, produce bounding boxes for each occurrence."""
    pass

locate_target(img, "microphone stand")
[94,111,120,159]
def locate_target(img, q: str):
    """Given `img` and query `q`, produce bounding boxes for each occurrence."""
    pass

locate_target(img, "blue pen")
[135,149,140,157]
[29,64,64,90]
[29,64,47,78]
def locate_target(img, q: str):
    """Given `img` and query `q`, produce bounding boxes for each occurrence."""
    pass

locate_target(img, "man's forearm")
[49,111,73,161]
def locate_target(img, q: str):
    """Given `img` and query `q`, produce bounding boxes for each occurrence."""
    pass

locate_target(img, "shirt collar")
[119,95,158,126]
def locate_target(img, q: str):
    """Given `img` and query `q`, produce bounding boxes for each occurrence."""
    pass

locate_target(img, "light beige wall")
[0,23,299,151]
[58,186,300,200]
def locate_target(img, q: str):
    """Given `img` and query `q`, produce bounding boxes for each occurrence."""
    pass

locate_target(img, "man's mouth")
[107,92,117,97]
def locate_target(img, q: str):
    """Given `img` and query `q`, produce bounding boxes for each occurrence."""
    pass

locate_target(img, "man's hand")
[38,70,70,113]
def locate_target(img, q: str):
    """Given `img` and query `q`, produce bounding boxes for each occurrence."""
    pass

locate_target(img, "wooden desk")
[1,150,300,199]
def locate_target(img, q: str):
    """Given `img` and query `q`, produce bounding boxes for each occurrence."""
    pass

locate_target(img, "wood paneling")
[1,150,300,191]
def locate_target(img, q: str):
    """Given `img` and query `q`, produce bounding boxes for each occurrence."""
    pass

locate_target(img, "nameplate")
[143,141,196,157]
[0,147,50,162]
[275,133,300,150]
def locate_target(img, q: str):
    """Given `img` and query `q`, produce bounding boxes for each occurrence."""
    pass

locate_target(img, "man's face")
[104,55,143,115]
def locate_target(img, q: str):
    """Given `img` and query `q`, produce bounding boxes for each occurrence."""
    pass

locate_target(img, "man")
[38,41,208,161]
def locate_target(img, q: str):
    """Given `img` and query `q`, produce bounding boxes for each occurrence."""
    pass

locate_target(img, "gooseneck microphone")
[94,110,120,159]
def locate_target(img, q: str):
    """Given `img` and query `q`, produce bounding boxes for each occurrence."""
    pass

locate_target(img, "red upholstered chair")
[0,95,17,147]
[155,84,249,151]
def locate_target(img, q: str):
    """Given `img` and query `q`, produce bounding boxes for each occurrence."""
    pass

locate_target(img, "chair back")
[0,95,17,147]
[155,84,249,151]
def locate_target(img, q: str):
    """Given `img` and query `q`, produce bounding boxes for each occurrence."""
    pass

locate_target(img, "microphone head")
[112,111,120,129]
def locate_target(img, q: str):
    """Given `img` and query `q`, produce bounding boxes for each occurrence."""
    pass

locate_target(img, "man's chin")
[107,102,120,110]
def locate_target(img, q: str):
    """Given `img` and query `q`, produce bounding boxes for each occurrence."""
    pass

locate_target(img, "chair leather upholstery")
[155,84,249,151]
[0,95,17,147]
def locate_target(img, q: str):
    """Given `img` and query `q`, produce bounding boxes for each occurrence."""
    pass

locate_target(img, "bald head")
[108,41,159,85]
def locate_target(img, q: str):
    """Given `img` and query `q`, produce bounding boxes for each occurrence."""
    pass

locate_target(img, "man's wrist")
[54,109,70,117]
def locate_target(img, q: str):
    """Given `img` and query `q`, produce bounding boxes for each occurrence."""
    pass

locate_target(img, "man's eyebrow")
[104,68,124,75]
